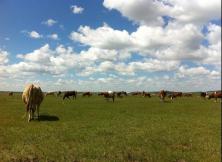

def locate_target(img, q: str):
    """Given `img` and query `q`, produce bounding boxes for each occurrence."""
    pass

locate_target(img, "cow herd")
[4,84,221,122]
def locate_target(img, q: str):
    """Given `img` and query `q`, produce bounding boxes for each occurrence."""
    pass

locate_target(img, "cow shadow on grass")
[39,114,59,121]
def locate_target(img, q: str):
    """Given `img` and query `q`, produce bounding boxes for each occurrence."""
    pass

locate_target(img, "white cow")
[22,84,44,122]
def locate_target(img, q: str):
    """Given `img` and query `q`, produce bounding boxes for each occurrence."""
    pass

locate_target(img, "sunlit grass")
[0,93,221,162]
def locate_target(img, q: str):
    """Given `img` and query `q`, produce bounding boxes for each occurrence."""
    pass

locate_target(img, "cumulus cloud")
[103,0,221,25]
[78,59,180,76]
[70,23,207,61]
[70,24,132,50]
[206,23,221,45]
[17,44,52,63]
[0,49,9,64]
[48,33,59,40]
[0,44,220,92]
[28,31,43,39]
[103,0,170,26]
[191,23,221,67]
[42,19,57,26]
[71,5,84,14]
[177,66,220,79]
[1,1,221,92]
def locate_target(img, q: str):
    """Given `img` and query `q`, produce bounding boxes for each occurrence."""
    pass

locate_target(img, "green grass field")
[0,93,221,162]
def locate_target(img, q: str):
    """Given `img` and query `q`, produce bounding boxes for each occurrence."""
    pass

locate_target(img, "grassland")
[0,93,221,162]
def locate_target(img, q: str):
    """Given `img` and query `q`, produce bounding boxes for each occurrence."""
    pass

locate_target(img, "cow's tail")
[27,84,34,112]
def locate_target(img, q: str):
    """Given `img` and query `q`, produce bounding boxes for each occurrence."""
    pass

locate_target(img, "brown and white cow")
[57,91,62,97]
[22,84,44,122]
[206,91,222,102]
[142,91,151,98]
[159,90,166,101]
[101,91,115,102]
[82,92,92,97]
[169,92,183,100]
[116,91,127,98]
[104,93,115,102]
[200,92,207,99]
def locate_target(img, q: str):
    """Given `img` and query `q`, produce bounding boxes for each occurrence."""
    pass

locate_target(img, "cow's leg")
[215,97,217,102]
[28,109,31,122]
[32,109,35,120]
[37,105,40,121]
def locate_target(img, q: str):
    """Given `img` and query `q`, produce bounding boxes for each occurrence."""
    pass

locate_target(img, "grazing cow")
[103,92,115,102]
[169,92,183,100]
[45,92,55,96]
[82,92,92,97]
[57,91,62,97]
[8,92,13,96]
[122,91,127,96]
[159,90,166,101]
[98,92,105,96]
[22,84,44,122]
[116,91,127,98]
[200,92,207,99]
[131,92,142,96]
[206,91,222,102]
[168,94,174,100]
[183,93,192,97]
[63,91,77,100]
[173,92,182,97]
[142,91,151,98]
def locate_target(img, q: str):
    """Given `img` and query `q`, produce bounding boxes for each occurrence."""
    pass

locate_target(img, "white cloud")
[70,23,204,61]
[29,31,43,39]
[71,5,84,14]
[130,23,204,60]
[48,33,59,40]
[42,19,57,26]
[0,43,220,92]
[103,0,170,26]
[1,0,221,92]
[103,0,221,26]
[78,59,180,76]
[70,24,132,50]
[70,21,221,71]
[17,44,52,63]
[0,49,9,64]
[169,0,221,25]
[178,66,210,77]
[191,24,221,67]
[177,66,220,79]
[206,23,221,45]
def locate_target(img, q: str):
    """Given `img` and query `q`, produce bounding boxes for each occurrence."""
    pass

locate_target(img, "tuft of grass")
[0,93,221,162]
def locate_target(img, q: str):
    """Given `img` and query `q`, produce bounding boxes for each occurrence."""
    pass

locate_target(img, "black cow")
[63,91,77,100]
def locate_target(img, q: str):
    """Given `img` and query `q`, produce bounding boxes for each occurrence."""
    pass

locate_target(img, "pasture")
[0,93,221,162]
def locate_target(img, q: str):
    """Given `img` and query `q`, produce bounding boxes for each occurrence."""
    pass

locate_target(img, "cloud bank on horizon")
[0,0,221,92]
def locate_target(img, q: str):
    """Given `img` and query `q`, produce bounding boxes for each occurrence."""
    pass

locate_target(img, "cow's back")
[22,84,32,104]
[22,84,44,105]
[32,86,44,105]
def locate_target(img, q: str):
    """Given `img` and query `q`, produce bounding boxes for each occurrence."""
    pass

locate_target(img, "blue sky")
[0,0,136,54]
[0,0,221,92]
